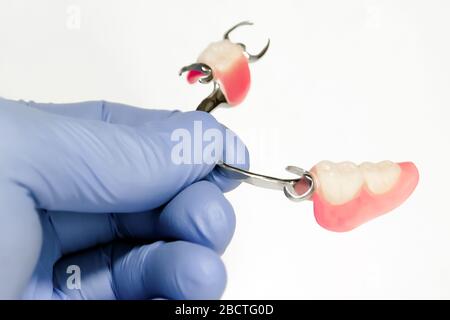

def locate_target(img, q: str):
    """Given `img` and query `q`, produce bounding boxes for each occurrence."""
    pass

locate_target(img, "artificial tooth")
[314,161,364,205]
[360,161,401,195]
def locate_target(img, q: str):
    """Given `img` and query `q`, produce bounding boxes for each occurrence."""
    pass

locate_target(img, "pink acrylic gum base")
[299,162,419,232]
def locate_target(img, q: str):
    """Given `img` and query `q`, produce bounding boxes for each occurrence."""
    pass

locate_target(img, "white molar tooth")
[315,161,364,205]
[198,40,245,72]
[360,161,401,194]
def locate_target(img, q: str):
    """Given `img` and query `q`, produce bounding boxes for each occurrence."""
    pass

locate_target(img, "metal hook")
[247,39,270,63]
[223,21,254,40]
[178,64,226,112]
[179,63,214,84]
[217,162,315,202]
[223,21,271,63]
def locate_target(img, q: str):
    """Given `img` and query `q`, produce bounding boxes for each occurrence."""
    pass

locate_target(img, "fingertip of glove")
[172,241,227,300]
[152,241,227,300]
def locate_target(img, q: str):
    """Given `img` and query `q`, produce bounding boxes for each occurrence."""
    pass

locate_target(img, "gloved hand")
[0,97,249,299]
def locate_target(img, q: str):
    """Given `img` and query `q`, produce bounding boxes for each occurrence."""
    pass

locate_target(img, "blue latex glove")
[0,97,249,299]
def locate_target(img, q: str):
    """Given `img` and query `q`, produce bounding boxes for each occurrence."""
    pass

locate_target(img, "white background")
[0,0,449,299]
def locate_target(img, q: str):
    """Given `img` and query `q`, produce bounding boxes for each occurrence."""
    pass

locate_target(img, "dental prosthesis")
[179,21,419,232]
